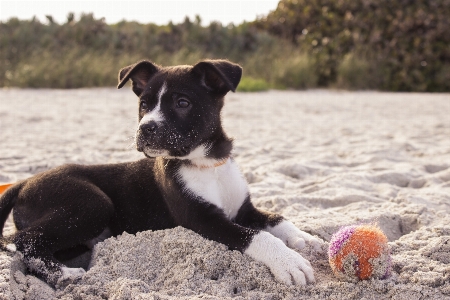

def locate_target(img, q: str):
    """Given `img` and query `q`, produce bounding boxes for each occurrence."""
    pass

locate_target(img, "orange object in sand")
[0,183,13,194]
[328,224,391,281]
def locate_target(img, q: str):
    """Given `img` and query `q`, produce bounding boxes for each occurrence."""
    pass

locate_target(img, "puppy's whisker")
[126,141,135,149]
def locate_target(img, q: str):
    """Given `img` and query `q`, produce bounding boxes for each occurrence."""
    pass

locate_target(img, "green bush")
[0,15,305,89]
[255,0,450,92]
[237,77,271,92]
[1,1,449,92]
[4,50,143,88]
[434,64,450,92]
[274,54,317,89]
[1,15,320,90]
[336,53,377,90]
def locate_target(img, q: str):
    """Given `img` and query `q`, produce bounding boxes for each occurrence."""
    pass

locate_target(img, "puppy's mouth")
[142,148,169,157]
[138,143,192,158]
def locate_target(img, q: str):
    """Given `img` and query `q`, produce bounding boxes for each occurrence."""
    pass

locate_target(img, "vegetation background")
[1,0,449,92]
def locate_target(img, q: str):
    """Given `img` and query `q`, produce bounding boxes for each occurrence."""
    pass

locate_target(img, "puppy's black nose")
[141,122,158,135]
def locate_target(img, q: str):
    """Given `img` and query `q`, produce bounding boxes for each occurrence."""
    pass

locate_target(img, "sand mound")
[7,225,449,299]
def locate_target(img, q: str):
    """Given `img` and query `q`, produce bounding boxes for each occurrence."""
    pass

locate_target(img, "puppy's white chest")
[177,159,249,219]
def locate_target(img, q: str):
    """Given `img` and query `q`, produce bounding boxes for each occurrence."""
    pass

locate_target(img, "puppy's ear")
[192,60,242,94]
[117,60,159,96]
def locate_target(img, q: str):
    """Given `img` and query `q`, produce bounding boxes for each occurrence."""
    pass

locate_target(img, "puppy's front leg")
[234,198,325,252]
[167,196,314,285]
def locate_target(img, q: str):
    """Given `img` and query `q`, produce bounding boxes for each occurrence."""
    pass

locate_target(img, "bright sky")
[0,0,279,25]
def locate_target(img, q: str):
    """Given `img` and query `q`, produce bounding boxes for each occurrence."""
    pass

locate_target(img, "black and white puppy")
[0,59,323,287]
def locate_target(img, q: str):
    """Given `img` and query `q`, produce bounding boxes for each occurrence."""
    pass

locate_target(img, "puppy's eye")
[177,99,190,108]
[140,101,148,110]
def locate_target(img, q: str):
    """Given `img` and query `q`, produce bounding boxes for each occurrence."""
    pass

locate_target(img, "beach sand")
[0,88,449,299]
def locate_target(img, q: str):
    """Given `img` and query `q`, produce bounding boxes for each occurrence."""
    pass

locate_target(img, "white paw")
[266,220,325,251]
[245,231,315,285]
[57,267,85,287]
[6,243,16,252]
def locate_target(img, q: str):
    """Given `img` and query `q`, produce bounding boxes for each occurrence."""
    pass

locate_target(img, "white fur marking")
[139,82,167,126]
[6,243,16,252]
[266,220,325,251]
[59,267,86,285]
[163,144,209,161]
[184,144,210,160]
[177,155,248,219]
[245,231,315,285]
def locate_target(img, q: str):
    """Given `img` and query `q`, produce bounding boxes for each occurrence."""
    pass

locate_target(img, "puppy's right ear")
[117,60,159,96]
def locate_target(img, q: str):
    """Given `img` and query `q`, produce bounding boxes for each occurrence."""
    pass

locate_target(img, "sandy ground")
[0,88,449,299]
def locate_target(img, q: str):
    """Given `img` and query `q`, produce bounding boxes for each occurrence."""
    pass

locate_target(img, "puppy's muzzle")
[136,122,192,157]
[136,121,159,152]
[140,121,158,135]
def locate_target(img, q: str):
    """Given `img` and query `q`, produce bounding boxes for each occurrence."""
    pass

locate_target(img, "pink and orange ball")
[328,224,391,281]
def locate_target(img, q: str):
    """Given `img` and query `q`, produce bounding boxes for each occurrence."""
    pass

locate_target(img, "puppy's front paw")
[245,231,315,285]
[267,220,325,251]
[56,267,85,288]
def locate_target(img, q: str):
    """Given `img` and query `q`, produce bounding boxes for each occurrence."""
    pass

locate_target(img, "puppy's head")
[118,60,242,160]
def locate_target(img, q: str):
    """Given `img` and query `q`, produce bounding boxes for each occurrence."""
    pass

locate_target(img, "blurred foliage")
[255,0,450,92]
[0,14,305,90]
[237,77,270,92]
[336,53,383,90]
[273,54,318,89]
[1,0,449,92]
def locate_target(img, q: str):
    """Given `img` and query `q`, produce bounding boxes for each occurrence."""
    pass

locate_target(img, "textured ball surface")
[328,224,391,281]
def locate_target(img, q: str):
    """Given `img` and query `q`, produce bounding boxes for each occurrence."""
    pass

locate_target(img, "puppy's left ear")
[117,60,160,96]
[192,60,242,94]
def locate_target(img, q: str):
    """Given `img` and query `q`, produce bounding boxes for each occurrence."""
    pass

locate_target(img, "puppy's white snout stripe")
[139,82,167,126]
